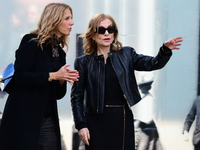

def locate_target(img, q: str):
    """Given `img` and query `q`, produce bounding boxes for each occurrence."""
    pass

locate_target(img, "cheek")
[57,24,63,32]
[111,35,114,40]
[58,22,67,29]
[93,35,100,42]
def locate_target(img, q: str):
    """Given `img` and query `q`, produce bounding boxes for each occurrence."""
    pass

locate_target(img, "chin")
[61,32,70,36]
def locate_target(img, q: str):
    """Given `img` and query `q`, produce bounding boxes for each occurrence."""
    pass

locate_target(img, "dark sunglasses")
[96,26,116,34]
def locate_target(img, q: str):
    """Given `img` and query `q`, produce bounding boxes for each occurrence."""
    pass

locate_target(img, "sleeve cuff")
[160,44,172,56]
[76,122,88,131]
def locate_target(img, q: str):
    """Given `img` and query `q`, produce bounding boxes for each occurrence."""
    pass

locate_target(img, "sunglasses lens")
[97,27,106,34]
[96,26,116,34]
[107,26,115,33]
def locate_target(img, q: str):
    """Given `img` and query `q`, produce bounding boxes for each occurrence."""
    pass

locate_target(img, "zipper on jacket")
[97,60,101,113]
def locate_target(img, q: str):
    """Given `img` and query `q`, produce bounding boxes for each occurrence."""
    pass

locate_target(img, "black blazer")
[0,34,66,150]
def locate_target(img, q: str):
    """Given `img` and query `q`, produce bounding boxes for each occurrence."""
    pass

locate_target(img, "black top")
[104,57,126,105]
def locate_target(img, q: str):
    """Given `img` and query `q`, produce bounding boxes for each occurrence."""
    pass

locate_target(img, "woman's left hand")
[65,67,79,85]
[164,37,183,50]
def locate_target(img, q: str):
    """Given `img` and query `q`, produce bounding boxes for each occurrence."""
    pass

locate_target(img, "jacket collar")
[94,50,114,60]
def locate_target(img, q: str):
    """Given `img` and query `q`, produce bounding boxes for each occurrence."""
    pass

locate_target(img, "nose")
[104,30,109,34]
[70,19,74,26]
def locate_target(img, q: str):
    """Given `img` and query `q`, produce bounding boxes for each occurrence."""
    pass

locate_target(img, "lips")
[103,38,110,41]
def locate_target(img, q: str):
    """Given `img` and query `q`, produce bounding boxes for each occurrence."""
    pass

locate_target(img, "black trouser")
[195,142,200,150]
[37,117,59,150]
[195,146,200,150]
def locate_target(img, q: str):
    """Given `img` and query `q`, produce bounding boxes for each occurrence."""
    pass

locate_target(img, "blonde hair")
[30,3,73,50]
[79,13,122,55]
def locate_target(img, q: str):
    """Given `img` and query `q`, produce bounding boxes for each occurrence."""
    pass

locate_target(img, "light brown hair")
[79,13,122,55]
[30,3,73,50]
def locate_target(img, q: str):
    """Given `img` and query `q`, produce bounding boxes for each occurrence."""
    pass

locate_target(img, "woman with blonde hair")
[0,3,79,150]
[71,13,182,150]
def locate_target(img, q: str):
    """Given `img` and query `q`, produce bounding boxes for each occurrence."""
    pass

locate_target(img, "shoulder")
[19,34,38,47]
[17,34,39,53]
[122,46,136,52]
[74,54,94,68]
[22,33,37,39]
[21,34,37,42]
[76,54,92,62]
[114,46,136,56]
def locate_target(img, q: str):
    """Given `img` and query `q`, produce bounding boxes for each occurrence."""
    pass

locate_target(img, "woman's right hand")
[163,37,183,50]
[78,128,90,146]
[49,64,79,85]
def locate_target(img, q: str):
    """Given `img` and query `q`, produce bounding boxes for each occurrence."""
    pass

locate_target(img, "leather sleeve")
[126,46,172,71]
[71,56,87,129]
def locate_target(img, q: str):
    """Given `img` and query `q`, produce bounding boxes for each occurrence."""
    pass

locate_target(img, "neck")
[55,32,62,38]
[97,47,110,64]
[97,47,110,56]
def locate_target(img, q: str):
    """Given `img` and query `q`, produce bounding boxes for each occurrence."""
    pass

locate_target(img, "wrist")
[48,72,56,82]
[162,44,171,53]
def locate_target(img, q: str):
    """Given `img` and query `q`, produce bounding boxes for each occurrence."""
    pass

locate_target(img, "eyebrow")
[99,25,113,27]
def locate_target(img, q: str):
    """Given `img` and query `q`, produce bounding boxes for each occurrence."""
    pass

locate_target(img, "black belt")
[104,104,125,107]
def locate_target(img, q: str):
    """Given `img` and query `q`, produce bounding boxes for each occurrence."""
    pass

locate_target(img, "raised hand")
[164,37,183,50]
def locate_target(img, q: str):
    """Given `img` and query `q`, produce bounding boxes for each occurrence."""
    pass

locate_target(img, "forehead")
[64,8,72,16]
[99,18,113,27]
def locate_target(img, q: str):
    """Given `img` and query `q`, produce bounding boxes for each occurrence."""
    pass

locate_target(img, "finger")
[67,76,79,81]
[174,40,183,44]
[85,139,90,146]
[87,131,90,140]
[67,73,80,79]
[67,69,79,74]
[69,73,79,77]
[176,43,181,46]
[83,135,90,145]
[67,80,74,86]
[79,135,88,145]
[173,47,180,50]
[63,64,70,68]
[68,72,79,77]
[86,130,90,145]
[176,39,183,42]
[174,36,183,40]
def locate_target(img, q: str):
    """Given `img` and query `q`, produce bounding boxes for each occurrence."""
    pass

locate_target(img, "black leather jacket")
[71,46,172,128]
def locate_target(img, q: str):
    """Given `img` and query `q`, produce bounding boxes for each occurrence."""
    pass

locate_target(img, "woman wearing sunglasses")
[71,13,182,150]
